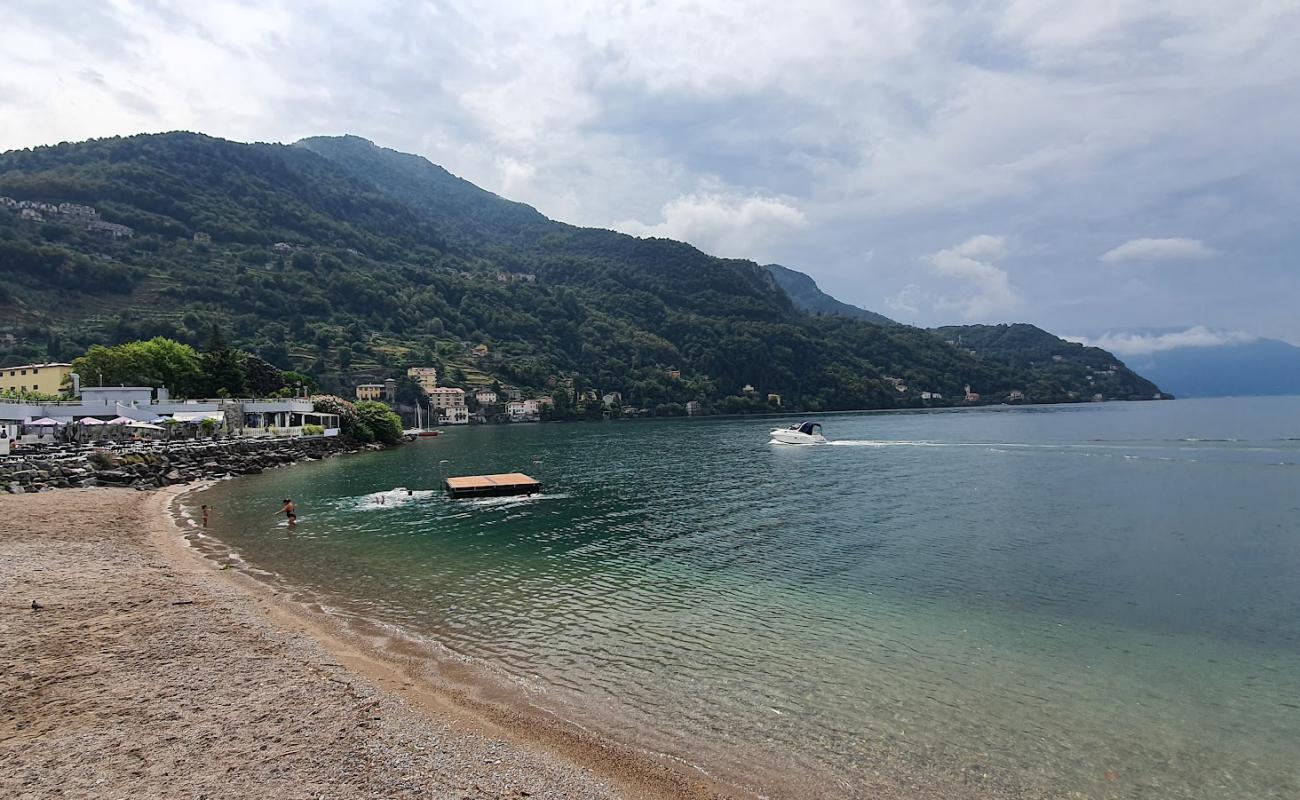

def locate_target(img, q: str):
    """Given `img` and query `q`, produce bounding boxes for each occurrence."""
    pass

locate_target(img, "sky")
[4,0,1300,349]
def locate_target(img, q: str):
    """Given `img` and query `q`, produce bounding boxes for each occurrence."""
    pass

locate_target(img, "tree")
[393,376,424,406]
[198,324,247,397]
[354,400,403,445]
[281,370,317,394]
[199,347,246,397]
[70,337,202,395]
[243,355,286,396]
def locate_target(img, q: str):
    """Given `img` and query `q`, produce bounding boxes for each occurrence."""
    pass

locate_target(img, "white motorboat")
[769,421,827,445]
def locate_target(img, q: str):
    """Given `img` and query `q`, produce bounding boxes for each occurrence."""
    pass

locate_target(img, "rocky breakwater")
[1,437,393,493]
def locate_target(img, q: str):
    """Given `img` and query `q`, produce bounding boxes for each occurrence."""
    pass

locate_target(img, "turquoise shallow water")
[191,397,1300,798]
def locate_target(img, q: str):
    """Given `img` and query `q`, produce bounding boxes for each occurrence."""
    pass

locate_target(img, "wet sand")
[0,487,734,800]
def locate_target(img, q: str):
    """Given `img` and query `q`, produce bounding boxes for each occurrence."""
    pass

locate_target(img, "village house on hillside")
[427,387,468,425]
[506,399,540,421]
[354,380,396,402]
[1,197,134,237]
[406,366,438,393]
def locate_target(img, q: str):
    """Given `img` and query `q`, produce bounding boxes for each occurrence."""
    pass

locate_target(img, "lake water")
[190,397,1300,798]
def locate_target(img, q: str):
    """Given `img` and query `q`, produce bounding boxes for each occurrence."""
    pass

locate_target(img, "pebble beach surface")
[0,487,729,800]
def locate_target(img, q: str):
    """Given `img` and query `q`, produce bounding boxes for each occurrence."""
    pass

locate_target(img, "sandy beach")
[0,487,733,800]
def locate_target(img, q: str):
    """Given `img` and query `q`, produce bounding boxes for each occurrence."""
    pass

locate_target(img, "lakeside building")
[427,387,468,425]
[964,385,981,402]
[0,387,339,443]
[1009,389,1025,401]
[601,391,621,406]
[506,399,540,421]
[474,389,498,405]
[1,363,73,396]
[767,393,782,406]
[685,400,702,416]
[407,367,438,393]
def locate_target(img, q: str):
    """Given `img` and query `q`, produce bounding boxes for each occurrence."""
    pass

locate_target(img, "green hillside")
[764,263,897,326]
[0,132,1161,410]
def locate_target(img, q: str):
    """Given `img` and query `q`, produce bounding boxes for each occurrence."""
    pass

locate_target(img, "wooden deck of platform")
[444,472,541,498]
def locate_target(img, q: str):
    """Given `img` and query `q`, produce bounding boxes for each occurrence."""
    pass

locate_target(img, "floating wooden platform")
[444,472,541,498]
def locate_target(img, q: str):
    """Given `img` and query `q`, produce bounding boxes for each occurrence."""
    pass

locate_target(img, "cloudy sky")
[5,1,1300,347]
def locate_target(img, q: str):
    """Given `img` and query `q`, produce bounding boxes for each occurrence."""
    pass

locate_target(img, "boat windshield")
[797,421,820,435]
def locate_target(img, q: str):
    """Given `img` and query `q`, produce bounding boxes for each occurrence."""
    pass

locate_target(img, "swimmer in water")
[275,498,296,527]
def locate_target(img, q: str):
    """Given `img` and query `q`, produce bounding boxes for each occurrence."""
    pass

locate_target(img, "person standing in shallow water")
[275,498,296,527]
[201,504,211,527]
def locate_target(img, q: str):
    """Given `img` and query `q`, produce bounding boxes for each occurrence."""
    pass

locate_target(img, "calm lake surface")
[192,397,1300,798]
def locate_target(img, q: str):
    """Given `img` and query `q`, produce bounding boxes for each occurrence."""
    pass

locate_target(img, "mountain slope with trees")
[0,132,1161,410]
[763,263,897,326]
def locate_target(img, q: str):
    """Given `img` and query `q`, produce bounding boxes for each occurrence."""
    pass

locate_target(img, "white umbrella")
[107,416,137,425]
[27,417,62,426]
[78,417,109,426]
[128,422,165,431]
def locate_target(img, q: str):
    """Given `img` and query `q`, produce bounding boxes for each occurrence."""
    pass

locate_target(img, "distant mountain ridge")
[0,131,1161,409]
[1119,337,1300,398]
[763,263,897,326]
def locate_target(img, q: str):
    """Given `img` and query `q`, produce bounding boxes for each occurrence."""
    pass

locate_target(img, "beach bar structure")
[444,472,541,499]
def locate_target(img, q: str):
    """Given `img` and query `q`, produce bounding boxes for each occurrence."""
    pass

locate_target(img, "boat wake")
[349,488,439,511]
[455,492,569,508]
[825,439,950,447]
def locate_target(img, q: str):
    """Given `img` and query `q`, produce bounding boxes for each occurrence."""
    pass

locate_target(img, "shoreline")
[0,484,742,799]
[163,483,753,799]
[167,474,1026,800]
[4,472,1029,799]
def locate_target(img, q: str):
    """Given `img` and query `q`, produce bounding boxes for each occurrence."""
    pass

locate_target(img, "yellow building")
[355,384,384,401]
[0,362,72,396]
[406,366,438,393]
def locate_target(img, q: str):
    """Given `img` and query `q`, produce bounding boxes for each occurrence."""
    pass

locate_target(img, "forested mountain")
[0,132,1162,411]
[764,263,897,326]
[931,324,1162,401]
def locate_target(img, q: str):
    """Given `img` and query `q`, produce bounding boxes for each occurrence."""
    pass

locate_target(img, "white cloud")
[614,193,808,261]
[924,235,1021,320]
[1066,326,1257,356]
[884,283,925,318]
[1100,238,1216,263]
